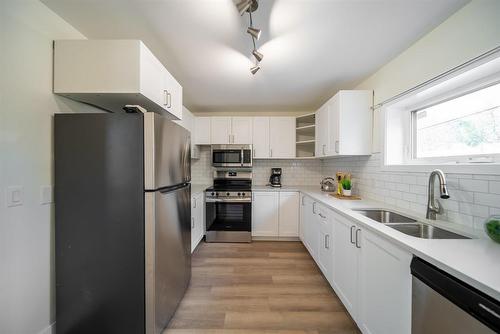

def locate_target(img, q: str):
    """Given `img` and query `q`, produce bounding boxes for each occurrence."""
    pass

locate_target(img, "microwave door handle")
[241,149,244,167]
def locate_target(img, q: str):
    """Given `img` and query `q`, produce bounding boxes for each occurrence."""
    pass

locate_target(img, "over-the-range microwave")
[211,144,252,168]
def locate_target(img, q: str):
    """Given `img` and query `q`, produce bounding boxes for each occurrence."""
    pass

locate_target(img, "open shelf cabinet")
[296,113,315,158]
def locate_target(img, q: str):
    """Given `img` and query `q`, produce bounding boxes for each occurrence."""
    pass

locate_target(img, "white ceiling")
[42,0,468,113]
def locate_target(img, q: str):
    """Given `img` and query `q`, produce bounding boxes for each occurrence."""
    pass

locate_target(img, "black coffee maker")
[269,168,282,187]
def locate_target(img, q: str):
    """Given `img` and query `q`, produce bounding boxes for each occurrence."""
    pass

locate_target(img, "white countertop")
[254,184,500,301]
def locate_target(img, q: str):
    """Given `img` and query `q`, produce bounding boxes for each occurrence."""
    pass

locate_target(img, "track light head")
[236,0,251,15]
[247,26,261,40]
[250,64,260,75]
[252,49,263,62]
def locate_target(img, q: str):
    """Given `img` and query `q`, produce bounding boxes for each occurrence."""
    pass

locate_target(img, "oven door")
[205,198,251,233]
[212,149,243,167]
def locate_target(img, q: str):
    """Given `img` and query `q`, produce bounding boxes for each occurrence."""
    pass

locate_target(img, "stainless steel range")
[205,170,252,243]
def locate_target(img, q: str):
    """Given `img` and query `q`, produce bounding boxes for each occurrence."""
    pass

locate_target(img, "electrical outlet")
[6,186,23,207]
[40,185,53,205]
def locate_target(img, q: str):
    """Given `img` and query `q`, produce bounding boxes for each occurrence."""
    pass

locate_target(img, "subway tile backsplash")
[321,153,500,237]
[192,147,498,237]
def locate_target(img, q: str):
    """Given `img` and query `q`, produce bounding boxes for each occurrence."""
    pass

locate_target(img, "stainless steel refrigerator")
[55,112,191,334]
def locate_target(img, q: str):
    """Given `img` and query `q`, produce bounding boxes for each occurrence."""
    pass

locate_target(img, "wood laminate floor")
[164,241,360,334]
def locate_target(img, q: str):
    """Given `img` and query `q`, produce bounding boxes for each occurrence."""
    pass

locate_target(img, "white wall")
[355,0,500,152]
[0,2,100,333]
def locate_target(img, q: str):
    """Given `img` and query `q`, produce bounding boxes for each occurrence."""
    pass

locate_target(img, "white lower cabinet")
[252,191,299,238]
[299,194,412,334]
[358,228,412,334]
[332,213,359,318]
[252,192,280,237]
[191,192,204,253]
[278,192,300,237]
[317,206,334,285]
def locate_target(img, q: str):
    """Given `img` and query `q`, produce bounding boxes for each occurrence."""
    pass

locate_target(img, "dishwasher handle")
[411,257,500,332]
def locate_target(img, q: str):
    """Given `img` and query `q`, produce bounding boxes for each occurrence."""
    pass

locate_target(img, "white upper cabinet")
[269,117,296,158]
[210,117,253,144]
[316,90,372,157]
[231,117,253,144]
[194,117,211,145]
[252,117,270,158]
[54,40,182,119]
[210,117,232,144]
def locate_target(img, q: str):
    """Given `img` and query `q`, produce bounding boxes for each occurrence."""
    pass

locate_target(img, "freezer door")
[144,113,191,190]
[145,184,191,334]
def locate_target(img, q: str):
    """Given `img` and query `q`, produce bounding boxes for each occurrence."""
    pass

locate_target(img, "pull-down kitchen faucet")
[426,169,450,220]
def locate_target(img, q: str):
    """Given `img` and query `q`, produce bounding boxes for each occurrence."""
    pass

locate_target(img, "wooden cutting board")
[330,193,362,200]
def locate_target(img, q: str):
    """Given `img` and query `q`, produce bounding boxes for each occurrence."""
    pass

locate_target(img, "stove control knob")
[226,192,230,196]
[241,192,245,196]
[211,192,215,196]
[237,192,241,196]
[215,192,219,196]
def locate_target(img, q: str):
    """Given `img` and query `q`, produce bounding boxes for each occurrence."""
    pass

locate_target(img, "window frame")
[407,82,500,165]
[381,53,500,175]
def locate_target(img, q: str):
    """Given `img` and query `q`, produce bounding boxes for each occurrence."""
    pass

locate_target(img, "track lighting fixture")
[235,0,263,74]
[252,49,263,62]
[247,26,261,40]
[250,64,260,75]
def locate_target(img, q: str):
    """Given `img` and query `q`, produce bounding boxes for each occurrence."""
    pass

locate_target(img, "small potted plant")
[341,178,352,197]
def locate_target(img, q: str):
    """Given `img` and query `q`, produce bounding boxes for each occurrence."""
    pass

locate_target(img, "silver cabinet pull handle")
[193,198,197,208]
[355,228,361,248]
[325,234,330,249]
[322,144,326,155]
[319,213,326,219]
[312,202,317,214]
[335,140,339,153]
[350,225,356,244]
[191,217,195,229]
[270,148,273,157]
[163,90,168,106]
[253,148,256,158]
[301,196,305,206]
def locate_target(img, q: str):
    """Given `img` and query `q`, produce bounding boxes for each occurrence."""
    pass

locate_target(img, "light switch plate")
[6,186,23,207]
[40,185,53,205]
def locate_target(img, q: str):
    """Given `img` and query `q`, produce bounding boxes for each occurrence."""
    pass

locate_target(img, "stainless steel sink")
[353,209,417,223]
[353,209,469,239]
[389,223,469,239]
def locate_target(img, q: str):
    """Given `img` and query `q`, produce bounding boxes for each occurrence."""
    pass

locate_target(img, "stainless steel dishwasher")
[411,257,499,334]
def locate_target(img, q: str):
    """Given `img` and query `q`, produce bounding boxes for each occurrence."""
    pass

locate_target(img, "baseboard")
[252,236,300,241]
[38,322,55,334]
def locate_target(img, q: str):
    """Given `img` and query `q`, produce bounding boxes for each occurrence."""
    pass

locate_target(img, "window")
[412,83,500,160]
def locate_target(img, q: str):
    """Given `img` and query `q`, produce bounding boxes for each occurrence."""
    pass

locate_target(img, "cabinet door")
[315,105,328,157]
[328,93,340,156]
[359,229,411,334]
[252,117,270,158]
[210,117,231,144]
[194,117,211,145]
[317,209,334,284]
[306,201,320,261]
[278,192,299,237]
[269,117,296,158]
[332,214,358,319]
[140,44,165,108]
[251,192,279,237]
[231,117,253,144]
[163,70,182,120]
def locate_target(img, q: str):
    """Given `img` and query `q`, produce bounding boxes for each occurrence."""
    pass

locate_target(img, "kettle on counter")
[320,177,336,192]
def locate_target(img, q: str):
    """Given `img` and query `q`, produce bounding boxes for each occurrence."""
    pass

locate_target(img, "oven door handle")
[206,198,252,203]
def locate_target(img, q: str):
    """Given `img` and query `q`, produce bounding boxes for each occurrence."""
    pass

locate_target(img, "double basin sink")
[353,209,469,239]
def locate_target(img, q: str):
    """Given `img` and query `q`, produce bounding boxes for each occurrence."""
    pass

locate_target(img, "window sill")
[381,163,500,175]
